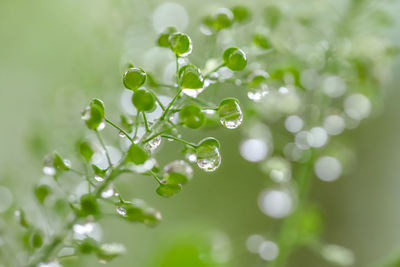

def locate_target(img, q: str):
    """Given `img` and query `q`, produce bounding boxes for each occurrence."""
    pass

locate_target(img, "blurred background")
[0,0,399,266]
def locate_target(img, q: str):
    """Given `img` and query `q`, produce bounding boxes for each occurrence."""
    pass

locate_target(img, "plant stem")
[148,170,162,184]
[161,135,197,148]
[204,63,225,78]
[142,112,150,132]
[105,118,133,142]
[95,131,112,168]
[148,88,166,110]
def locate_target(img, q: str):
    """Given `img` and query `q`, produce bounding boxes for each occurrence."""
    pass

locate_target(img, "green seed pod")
[30,231,43,249]
[53,152,71,171]
[179,64,204,89]
[92,164,108,177]
[116,199,162,227]
[96,243,126,263]
[222,47,247,71]
[157,27,177,47]
[132,89,156,112]
[196,137,221,172]
[126,144,148,165]
[123,67,147,91]
[179,104,205,129]
[231,5,251,23]
[212,9,234,30]
[79,237,99,254]
[169,32,192,57]
[218,98,243,129]
[34,184,51,204]
[253,33,272,49]
[15,209,30,228]
[164,160,193,185]
[81,99,105,131]
[156,183,182,197]
[79,194,99,217]
[78,140,94,162]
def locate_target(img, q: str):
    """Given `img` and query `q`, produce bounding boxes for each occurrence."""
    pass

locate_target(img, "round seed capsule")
[231,5,251,22]
[169,32,192,57]
[156,183,182,197]
[123,68,147,91]
[157,27,177,47]
[212,9,234,30]
[179,64,204,89]
[132,89,156,112]
[223,47,247,71]
[218,98,243,129]
[179,104,205,129]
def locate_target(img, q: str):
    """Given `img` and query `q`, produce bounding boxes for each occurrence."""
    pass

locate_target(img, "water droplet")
[185,152,197,163]
[118,132,126,138]
[101,186,114,199]
[182,88,204,98]
[197,149,221,172]
[38,261,62,267]
[43,166,56,176]
[246,234,264,254]
[248,88,269,102]
[322,244,354,266]
[96,121,106,131]
[146,135,162,151]
[307,127,328,148]
[323,115,345,136]
[344,93,371,120]
[81,107,90,120]
[285,115,303,133]
[164,160,193,179]
[261,157,291,183]
[94,176,104,182]
[116,206,127,217]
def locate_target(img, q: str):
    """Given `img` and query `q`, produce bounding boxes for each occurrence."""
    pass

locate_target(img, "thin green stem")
[142,127,173,144]
[148,170,162,184]
[105,118,133,142]
[204,63,225,78]
[142,112,150,132]
[156,83,176,89]
[95,131,112,168]
[160,56,182,121]
[134,114,139,140]
[161,135,197,148]
[147,88,166,110]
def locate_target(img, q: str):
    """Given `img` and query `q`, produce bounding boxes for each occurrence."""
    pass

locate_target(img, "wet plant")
[4,25,248,266]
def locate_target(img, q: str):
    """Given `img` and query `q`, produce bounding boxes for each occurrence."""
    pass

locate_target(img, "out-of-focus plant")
[2,25,248,266]
[198,0,397,266]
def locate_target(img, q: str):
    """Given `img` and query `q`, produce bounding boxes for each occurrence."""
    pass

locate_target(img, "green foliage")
[222,47,247,71]
[179,104,205,129]
[123,67,147,91]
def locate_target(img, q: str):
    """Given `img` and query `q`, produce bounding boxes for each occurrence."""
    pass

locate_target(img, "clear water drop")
[220,113,243,129]
[146,135,162,151]
[116,206,127,217]
[182,88,204,98]
[43,166,56,176]
[197,149,221,172]
[164,160,193,179]
[96,121,106,131]
[101,186,114,199]
[118,131,126,138]
[94,176,104,182]
[185,152,197,163]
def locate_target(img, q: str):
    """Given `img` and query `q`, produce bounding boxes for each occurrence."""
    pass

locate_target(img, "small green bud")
[79,194,99,216]
[156,183,182,197]
[126,144,148,165]
[132,89,156,112]
[78,141,94,162]
[169,32,192,57]
[34,184,51,204]
[79,238,100,254]
[223,47,247,71]
[231,5,251,22]
[96,243,126,263]
[179,104,205,129]
[179,65,204,89]
[81,99,105,131]
[92,164,108,177]
[116,200,162,227]
[212,9,234,30]
[123,67,147,91]
[30,231,43,249]
[53,152,71,171]
[157,27,177,47]
[218,98,243,129]
[253,33,272,49]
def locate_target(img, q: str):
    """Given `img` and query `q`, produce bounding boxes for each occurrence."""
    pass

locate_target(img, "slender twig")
[95,131,112,168]
[147,88,166,110]
[148,170,162,184]
[142,112,150,132]
[105,118,133,142]
[161,135,197,148]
